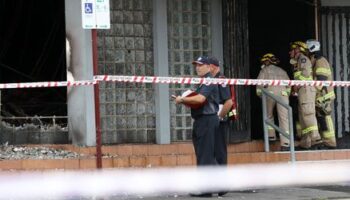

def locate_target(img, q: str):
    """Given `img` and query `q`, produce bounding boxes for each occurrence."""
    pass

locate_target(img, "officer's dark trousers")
[215,121,228,165]
[192,115,219,166]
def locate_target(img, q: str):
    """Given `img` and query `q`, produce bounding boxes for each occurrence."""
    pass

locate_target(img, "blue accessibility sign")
[85,3,93,14]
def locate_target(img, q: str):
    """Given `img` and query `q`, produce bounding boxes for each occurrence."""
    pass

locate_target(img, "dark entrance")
[0,1,66,119]
[248,0,316,139]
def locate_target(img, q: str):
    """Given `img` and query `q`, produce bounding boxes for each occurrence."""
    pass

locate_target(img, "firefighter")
[289,41,322,149]
[306,39,337,149]
[256,53,291,151]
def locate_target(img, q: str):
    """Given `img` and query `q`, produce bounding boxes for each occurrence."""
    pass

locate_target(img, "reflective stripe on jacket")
[313,56,335,102]
[294,54,313,81]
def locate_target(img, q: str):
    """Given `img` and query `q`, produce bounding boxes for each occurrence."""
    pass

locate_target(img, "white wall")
[65,0,96,146]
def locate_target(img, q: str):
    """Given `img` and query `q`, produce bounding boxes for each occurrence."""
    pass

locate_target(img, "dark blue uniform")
[214,73,231,165]
[191,73,219,166]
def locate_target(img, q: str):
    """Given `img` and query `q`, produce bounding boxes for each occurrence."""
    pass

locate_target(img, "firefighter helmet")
[260,53,280,64]
[290,41,308,53]
[306,39,321,53]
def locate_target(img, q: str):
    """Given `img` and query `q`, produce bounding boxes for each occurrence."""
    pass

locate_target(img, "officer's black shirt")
[191,72,219,119]
[215,73,231,104]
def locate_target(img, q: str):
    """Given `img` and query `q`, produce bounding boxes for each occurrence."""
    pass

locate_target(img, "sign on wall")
[82,0,110,29]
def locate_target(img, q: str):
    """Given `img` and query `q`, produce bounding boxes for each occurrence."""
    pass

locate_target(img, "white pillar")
[65,0,96,146]
[153,0,171,144]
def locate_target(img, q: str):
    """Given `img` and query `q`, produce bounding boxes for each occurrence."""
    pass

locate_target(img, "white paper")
[218,104,223,115]
[181,90,194,97]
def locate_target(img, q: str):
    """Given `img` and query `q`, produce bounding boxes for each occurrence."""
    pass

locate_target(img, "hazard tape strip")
[0,80,97,89]
[94,75,350,87]
[0,75,349,89]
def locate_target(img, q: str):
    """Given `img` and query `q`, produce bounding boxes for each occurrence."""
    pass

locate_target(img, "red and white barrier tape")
[0,75,350,89]
[94,75,350,87]
[0,80,97,89]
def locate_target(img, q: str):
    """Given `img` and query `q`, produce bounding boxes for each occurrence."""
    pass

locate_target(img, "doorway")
[248,0,315,139]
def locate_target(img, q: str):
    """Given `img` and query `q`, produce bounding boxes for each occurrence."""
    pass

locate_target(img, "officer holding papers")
[172,56,219,167]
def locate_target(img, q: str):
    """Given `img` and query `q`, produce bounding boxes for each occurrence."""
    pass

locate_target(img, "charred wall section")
[222,0,251,143]
[0,1,67,144]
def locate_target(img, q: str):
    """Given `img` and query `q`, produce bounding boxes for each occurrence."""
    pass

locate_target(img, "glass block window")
[98,0,155,144]
[167,0,212,141]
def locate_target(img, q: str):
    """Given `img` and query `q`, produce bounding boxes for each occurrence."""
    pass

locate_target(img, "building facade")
[65,0,350,146]
[66,0,228,145]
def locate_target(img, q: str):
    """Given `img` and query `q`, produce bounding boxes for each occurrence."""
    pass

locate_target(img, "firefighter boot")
[297,134,312,150]
[322,138,337,149]
[311,131,323,150]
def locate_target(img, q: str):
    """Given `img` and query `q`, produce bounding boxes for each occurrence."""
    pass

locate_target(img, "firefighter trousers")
[297,86,322,148]
[266,96,290,147]
[316,108,336,147]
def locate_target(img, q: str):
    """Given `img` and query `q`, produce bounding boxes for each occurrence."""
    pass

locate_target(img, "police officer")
[306,39,337,149]
[256,53,291,151]
[289,41,322,149]
[207,56,232,197]
[208,56,233,166]
[173,56,219,167]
